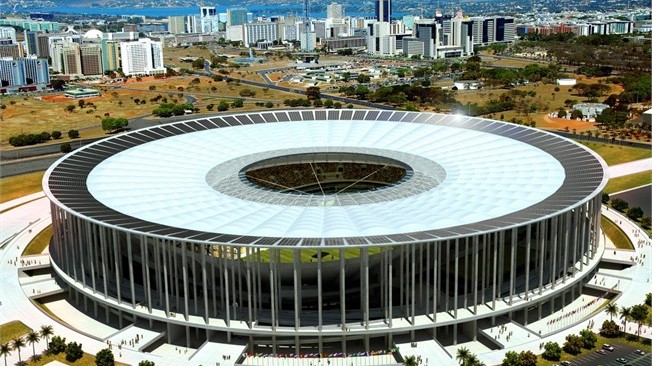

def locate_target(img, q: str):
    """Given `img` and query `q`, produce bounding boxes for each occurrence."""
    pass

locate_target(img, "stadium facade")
[44,110,607,354]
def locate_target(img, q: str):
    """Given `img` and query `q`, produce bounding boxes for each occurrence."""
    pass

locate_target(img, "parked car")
[616,358,627,363]
[596,349,607,355]
[603,344,615,351]
[634,349,646,355]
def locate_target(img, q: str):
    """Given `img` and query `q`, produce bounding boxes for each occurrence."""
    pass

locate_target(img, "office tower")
[413,19,439,58]
[327,3,344,21]
[22,56,49,84]
[168,15,186,34]
[227,8,248,27]
[119,38,165,76]
[80,44,103,76]
[200,6,220,33]
[101,39,120,71]
[0,44,24,58]
[375,0,391,22]
[0,27,17,43]
[244,22,278,47]
[51,42,82,75]
[186,15,199,33]
[24,31,40,56]
[0,57,25,86]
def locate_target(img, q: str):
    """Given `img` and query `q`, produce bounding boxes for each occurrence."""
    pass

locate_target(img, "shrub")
[95,348,114,366]
[48,336,66,354]
[232,99,244,108]
[265,101,274,108]
[239,88,256,97]
[579,329,597,349]
[101,117,129,132]
[542,341,561,361]
[60,143,72,153]
[65,341,83,362]
[626,207,644,221]
[563,334,583,355]
[611,198,628,212]
[51,130,62,139]
[641,217,651,229]
[602,192,610,204]
[600,320,621,338]
[217,101,229,112]
[68,130,80,139]
[138,361,155,366]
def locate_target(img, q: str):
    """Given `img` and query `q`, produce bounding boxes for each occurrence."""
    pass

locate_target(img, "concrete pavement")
[608,158,652,178]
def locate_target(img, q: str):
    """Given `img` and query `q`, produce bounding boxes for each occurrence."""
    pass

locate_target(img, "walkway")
[608,158,652,178]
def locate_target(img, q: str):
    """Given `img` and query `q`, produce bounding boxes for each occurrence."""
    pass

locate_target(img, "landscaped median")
[600,216,634,250]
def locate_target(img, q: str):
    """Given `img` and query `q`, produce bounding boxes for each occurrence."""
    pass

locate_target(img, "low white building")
[557,78,577,86]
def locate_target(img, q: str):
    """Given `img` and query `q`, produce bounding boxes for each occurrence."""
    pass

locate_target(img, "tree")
[61,143,72,153]
[232,99,244,108]
[646,293,652,306]
[519,351,537,366]
[356,74,371,83]
[641,217,651,229]
[40,325,53,351]
[101,117,129,133]
[626,207,644,221]
[333,102,342,109]
[48,335,66,354]
[26,331,39,359]
[217,101,229,112]
[191,57,205,69]
[265,101,274,108]
[456,347,470,366]
[404,355,417,366]
[620,306,632,331]
[542,342,561,361]
[51,130,62,139]
[65,105,76,113]
[606,302,618,321]
[239,88,256,97]
[611,198,628,212]
[95,348,115,366]
[563,334,583,355]
[324,99,334,108]
[557,109,567,118]
[12,337,25,363]
[306,86,321,100]
[570,109,583,119]
[600,319,621,337]
[68,130,80,139]
[501,351,520,366]
[602,192,610,204]
[579,329,597,349]
[630,304,649,334]
[65,341,83,362]
[138,361,155,366]
[0,343,11,366]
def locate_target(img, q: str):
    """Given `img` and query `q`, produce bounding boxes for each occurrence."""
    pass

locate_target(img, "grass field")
[23,226,52,256]
[0,321,32,343]
[577,141,651,166]
[0,170,44,204]
[601,216,634,250]
[604,171,652,194]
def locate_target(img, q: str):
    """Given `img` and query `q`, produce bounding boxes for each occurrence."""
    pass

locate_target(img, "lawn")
[0,170,44,204]
[23,225,52,256]
[604,171,652,194]
[601,216,634,250]
[0,321,32,343]
[577,141,651,166]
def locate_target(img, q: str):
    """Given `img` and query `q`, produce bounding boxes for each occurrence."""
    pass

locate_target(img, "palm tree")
[456,347,471,366]
[12,337,25,363]
[606,302,618,321]
[40,325,53,351]
[26,331,40,359]
[620,306,632,332]
[0,343,11,366]
[466,354,480,366]
[403,355,417,366]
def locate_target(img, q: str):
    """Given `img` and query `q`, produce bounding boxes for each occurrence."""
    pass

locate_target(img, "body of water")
[17,5,385,19]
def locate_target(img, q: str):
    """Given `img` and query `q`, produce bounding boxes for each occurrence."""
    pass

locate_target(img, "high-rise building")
[0,57,25,86]
[0,44,24,58]
[51,42,82,75]
[200,6,220,33]
[24,31,41,56]
[119,38,165,76]
[327,3,344,22]
[413,19,439,58]
[101,39,121,71]
[244,22,278,47]
[22,56,50,84]
[375,0,391,22]
[227,8,248,27]
[168,15,186,34]
[80,44,103,76]
[0,27,17,43]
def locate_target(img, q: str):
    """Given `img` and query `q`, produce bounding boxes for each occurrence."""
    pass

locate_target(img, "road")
[567,346,650,366]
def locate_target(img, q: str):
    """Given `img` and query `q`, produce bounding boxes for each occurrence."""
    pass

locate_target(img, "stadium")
[44,110,607,356]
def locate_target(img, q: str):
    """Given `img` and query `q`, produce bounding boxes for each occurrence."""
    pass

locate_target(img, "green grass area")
[0,320,32,343]
[601,216,634,250]
[255,247,386,263]
[605,171,652,194]
[537,333,651,366]
[23,226,52,256]
[577,141,651,166]
[0,170,44,204]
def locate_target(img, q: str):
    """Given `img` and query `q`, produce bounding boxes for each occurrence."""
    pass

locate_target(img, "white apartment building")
[0,27,17,43]
[119,38,165,76]
[244,22,278,47]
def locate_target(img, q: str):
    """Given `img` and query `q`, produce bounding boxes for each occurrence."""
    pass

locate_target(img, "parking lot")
[565,344,650,366]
